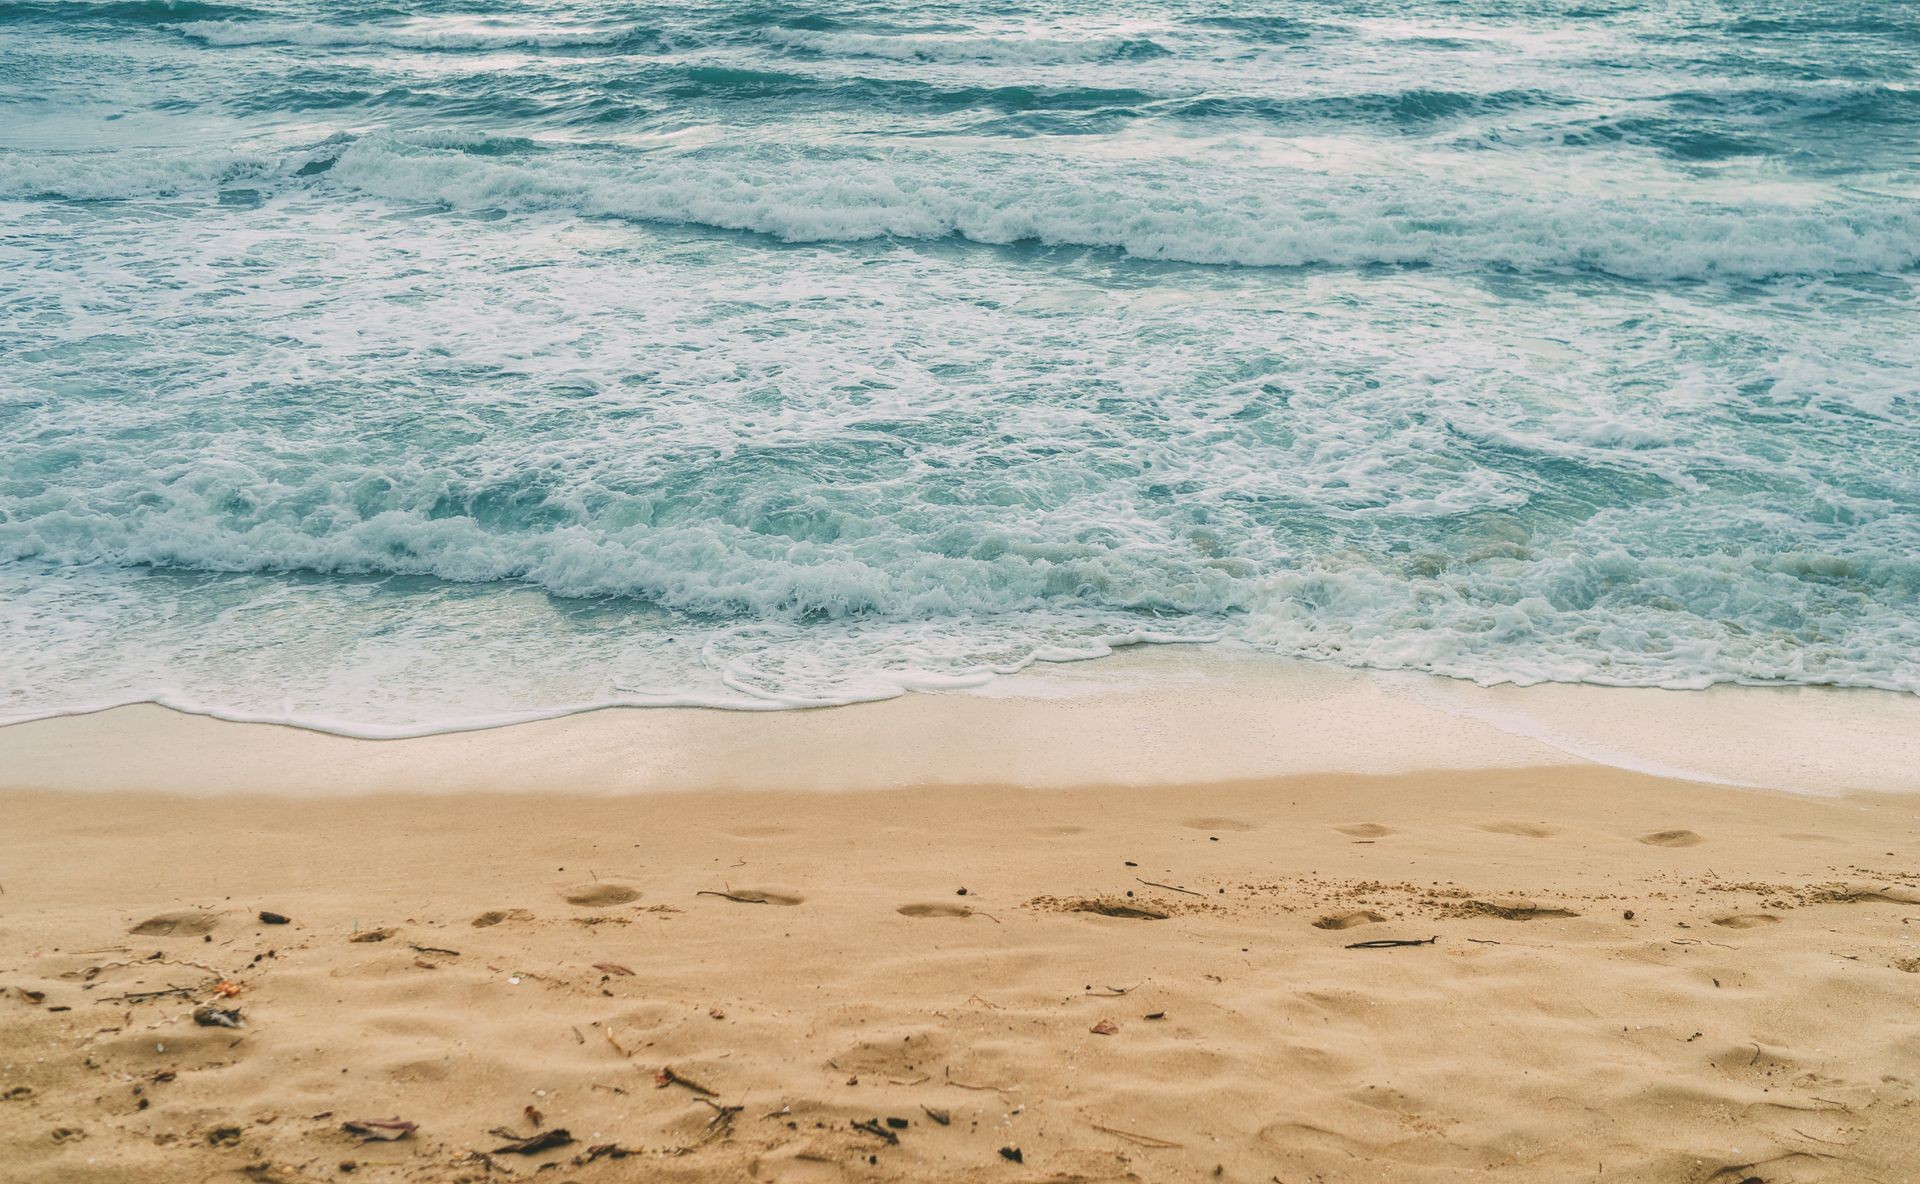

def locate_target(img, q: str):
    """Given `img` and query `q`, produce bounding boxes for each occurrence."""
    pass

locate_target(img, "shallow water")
[3,0,1917,730]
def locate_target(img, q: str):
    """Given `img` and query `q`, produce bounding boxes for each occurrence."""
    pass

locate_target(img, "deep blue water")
[3,0,1917,730]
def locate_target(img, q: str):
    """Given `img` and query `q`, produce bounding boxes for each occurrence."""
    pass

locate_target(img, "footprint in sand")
[698,888,804,906]
[1335,823,1395,838]
[128,910,219,937]
[897,903,978,919]
[1477,822,1557,838]
[561,883,642,907]
[1183,817,1256,832]
[1639,829,1705,847]
[471,908,534,927]
[724,825,792,840]
[751,1148,848,1183]
[1712,913,1781,929]
[1312,910,1387,930]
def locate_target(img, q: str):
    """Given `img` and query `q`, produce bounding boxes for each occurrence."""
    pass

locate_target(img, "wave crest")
[171,17,643,50]
[757,27,1170,65]
[319,136,1920,281]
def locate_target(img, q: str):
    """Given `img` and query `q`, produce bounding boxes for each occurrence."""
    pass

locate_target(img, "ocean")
[3,0,1917,733]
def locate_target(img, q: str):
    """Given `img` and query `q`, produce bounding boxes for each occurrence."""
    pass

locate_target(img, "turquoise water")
[3,0,1918,732]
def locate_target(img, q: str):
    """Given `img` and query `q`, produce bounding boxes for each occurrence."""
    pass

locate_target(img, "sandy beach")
[4,655,1919,1183]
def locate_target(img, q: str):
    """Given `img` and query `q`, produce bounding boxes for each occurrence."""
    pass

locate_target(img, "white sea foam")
[6,186,1914,725]
[171,17,635,49]
[5,482,1916,701]
[17,136,1907,282]
[0,145,274,198]
[320,137,1920,281]
[6,0,1919,733]
[757,27,1164,65]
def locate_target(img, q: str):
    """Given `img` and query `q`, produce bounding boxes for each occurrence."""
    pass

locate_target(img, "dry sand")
[4,657,1920,1183]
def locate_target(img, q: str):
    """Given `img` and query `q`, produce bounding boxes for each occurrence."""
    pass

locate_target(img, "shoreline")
[4,646,1919,797]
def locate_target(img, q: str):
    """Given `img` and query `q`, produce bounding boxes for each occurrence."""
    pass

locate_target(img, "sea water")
[3,0,1917,732]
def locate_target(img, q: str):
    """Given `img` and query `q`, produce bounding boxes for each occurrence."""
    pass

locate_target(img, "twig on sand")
[1084,982,1143,997]
[409,944,461,957]
[1090,1121,1183,1149]
[1135,879,1203,898]
[78,957,223,980]
[944,1065,1018,1096]
[1345,936,1438,950]
[97,987,196,1004]
[491,1128,574,1155]
[851,1118,899,1146]
[655,1066,718,1097]
[696,890,767,905]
